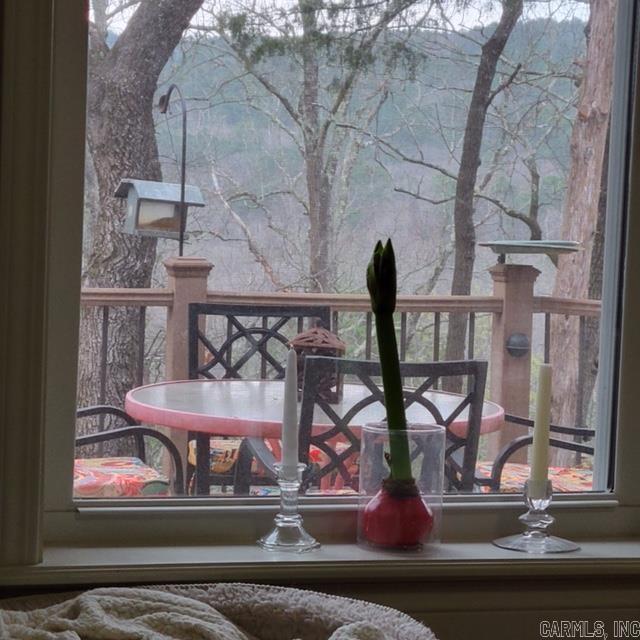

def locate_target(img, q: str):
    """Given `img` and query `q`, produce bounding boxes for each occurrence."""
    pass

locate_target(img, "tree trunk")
[550,0,615,429]
[577,131,607,431]
[77,0,204,444]
[300,0,332,293]
[444,0,523,389]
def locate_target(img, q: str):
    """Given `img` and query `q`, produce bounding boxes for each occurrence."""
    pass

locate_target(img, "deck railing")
[79,257,602,453]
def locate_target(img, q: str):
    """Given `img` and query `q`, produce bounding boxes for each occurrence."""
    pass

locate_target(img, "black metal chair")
[187,302,331,495]
[75,405,185,496]
[476,414,595,493]
[237,356,488,494]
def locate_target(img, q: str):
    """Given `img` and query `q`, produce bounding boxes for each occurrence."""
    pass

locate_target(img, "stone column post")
[489,263,540,462]
[162,257,213,490]
[164,256,213,380]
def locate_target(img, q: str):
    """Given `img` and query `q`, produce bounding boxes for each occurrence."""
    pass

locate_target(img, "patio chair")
[235,356,488,494]
[187,302,331,495]
[475,414,595,493]
[74,405,185,497]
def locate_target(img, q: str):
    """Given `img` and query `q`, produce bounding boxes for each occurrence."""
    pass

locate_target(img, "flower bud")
[367,239,397,314]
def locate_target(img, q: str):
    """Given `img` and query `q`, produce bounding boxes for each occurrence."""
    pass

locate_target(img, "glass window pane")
[75,0,624,500]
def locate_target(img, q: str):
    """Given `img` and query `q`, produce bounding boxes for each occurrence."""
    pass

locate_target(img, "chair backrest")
[298,356,488,492]
[188,303,331,380]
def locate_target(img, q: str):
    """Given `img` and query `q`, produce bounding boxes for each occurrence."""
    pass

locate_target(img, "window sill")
[1,540,639,588]
[44,493,632,547]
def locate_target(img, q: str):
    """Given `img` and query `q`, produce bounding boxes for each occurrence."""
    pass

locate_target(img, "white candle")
[281,348,299,479]
[529,363,552,498]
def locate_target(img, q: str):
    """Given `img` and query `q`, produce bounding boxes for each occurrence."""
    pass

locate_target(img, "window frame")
[1,0,639,559]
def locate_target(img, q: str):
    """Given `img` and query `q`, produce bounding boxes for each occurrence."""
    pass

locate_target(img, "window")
[1,0,639,559]
[73,0,628,504]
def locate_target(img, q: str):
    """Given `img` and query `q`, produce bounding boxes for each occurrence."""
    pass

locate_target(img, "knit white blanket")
[0,583,436,640]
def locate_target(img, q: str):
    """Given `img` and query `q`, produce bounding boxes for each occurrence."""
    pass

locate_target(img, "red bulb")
[362,487,434,548]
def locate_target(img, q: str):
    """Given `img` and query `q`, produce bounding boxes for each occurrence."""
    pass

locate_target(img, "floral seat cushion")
[187,438,248,475]
[73,457,170,498]
[475,461,593,493]
[187,438,333,477]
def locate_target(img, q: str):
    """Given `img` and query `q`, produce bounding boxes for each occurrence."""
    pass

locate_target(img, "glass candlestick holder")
[258,463,320,552]
[493,480,580,553]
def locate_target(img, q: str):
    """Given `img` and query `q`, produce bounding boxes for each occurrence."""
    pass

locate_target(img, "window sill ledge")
[1,540,639,588]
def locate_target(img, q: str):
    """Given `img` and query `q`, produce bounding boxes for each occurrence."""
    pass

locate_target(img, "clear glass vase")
[357,423,445,550]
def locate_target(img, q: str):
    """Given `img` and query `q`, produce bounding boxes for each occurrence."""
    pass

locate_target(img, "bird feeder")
[115,178,205,241]
[290,326,346,403]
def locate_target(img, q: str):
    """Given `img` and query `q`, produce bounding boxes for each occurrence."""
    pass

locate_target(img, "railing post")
[164,257,213,380]
[489,263,540,461]
[163,257,213,491]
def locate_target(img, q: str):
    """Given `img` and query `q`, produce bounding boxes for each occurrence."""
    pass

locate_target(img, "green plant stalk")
[374,311,413,481]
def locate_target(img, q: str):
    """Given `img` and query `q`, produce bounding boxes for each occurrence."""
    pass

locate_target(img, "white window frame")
[2,0,639,565]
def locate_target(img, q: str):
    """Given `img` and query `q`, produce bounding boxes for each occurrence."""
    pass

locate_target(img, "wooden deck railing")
[80,289,597,317]
[80,289,502,387]
[81,288,173,306]
[79,258,602,452]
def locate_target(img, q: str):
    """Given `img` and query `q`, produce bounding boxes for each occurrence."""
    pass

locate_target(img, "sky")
[452,1,589,28]
[99,0,591,35]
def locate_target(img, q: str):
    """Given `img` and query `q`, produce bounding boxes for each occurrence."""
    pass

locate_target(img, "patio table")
[125,379,504,494]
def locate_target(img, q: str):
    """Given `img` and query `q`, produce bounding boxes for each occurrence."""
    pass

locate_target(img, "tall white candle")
[529,363,552,498]
[281,348,299,479]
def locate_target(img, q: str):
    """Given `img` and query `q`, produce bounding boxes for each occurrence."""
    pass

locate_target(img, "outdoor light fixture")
[506,332,530,358]
[115,178,205,241]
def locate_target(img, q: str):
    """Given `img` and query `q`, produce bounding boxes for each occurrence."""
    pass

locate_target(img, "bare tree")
[78,1,204,432]
[550,0,616,427]
[443,0,523,379]
[202,0,428,292]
